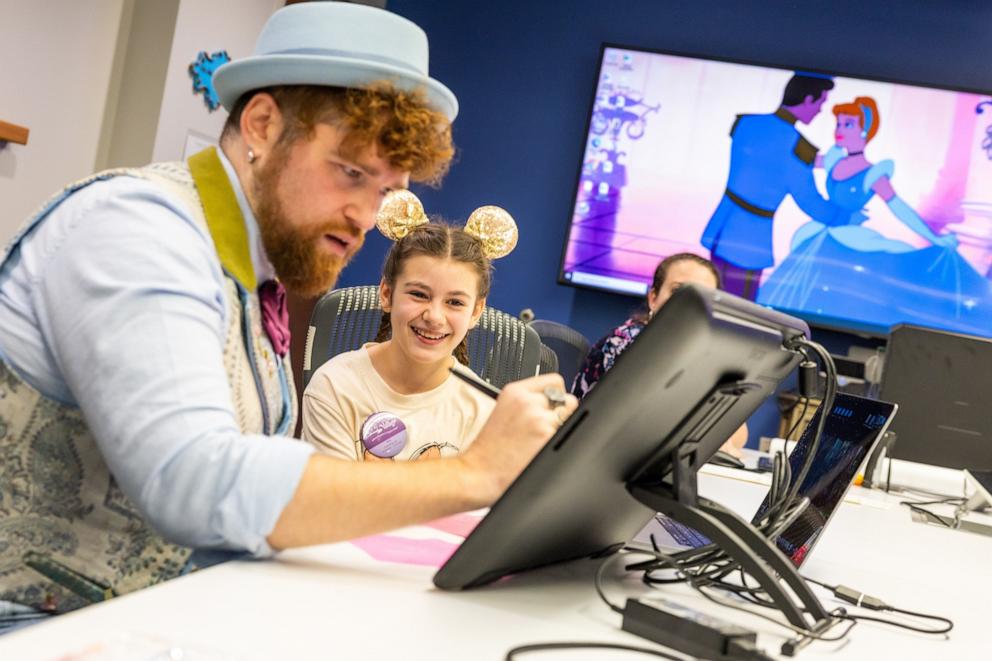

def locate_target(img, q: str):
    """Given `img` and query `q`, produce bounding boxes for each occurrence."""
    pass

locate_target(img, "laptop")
[634,392,897,567]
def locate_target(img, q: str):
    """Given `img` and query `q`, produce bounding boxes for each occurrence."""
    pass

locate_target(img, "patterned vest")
[0,148,296,612]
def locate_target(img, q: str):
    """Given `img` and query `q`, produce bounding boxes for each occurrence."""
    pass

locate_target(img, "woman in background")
[571,252,748,456]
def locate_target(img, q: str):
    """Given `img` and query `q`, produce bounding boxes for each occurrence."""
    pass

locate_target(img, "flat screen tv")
[559,44,992,337]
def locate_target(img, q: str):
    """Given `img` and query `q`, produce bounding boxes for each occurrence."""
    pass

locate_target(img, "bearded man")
[0,3,575,617]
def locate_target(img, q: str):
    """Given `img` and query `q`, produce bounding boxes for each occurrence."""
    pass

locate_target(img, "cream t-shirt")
[301,344,496,461]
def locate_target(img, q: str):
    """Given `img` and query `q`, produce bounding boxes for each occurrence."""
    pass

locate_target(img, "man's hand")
[457,373,579,504]
[268,374,578,550]
[719,423,749,459]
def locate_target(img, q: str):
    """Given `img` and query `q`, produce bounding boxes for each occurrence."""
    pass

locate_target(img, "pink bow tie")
[258,279,290,357]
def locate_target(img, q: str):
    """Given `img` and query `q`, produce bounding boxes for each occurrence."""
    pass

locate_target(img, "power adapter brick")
[621,597,771,660]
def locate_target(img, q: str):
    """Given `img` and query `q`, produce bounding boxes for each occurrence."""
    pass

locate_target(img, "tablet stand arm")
[629,476,832,631]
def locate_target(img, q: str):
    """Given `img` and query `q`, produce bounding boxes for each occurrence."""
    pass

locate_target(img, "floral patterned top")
[570,317,645,399]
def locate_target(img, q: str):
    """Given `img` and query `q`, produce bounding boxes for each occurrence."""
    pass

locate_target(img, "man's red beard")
[252,146,364,298]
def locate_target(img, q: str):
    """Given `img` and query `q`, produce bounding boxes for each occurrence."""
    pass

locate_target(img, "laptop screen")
[642,393,897,567]
[753,393,896,566]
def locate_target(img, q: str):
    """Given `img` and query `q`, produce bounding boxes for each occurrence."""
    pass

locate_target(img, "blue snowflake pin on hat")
[212,2,458,120]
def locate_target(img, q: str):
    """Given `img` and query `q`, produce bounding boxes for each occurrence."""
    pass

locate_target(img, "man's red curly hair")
[222,82,454,186]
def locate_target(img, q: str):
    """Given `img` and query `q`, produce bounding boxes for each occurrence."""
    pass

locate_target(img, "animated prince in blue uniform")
[701,74,854,300]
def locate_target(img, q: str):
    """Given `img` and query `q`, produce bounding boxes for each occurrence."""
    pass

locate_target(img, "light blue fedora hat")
[213,2,458,120]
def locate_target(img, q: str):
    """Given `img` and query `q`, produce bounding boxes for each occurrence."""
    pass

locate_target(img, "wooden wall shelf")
[0,120,29,145]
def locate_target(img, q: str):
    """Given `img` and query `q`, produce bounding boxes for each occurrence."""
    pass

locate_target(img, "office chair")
[304,285,548,389]
[527,319,591,388]
[538,343,559,377]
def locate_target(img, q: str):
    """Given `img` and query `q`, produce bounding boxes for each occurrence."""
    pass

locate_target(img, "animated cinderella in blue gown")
[758,97,992,336]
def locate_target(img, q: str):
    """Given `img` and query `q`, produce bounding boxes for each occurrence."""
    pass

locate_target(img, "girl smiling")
[302,202,515,461]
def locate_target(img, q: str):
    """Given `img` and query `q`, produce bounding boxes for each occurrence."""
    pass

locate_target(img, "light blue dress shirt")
[0,151,314,556]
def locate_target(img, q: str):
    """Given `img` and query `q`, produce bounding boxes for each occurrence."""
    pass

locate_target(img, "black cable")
[767,449,784,513]
[761,396,804,521]
[639,548,954,640]
[644,347,819,579]
[594,553,626,614]
[800,575,954,635]
[765,450,793,528]
[678,571,856,642]
[801,575,833,591]
[531,553,713,661]
[729,573,953,637]
[771,340,836,531]
[631,545,952,655]
[735,567,777,608]
[633,343,831,579]
[893,495,965,527]
[505,642,682,660]
[615,338,952,646]
[784,396,810,441]
[636,547,853,642]
[637,532,721,576]
[900,502,953,527]
[676,569,860,647]
[899,497,966,506]
[839,611,953,636]
[886,607,954,633]
[765,497,811,541]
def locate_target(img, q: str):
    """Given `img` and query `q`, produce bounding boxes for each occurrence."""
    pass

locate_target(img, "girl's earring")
[247,148,257,164]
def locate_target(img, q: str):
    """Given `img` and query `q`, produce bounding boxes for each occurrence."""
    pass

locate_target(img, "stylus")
[448,367,501,399]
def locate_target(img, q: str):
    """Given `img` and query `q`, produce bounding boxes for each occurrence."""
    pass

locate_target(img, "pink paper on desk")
[351,535,460,567]
[424,511,483,537]
[351,512,483,567]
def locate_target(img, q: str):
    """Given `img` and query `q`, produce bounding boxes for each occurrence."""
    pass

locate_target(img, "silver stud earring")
[247,148,256,164]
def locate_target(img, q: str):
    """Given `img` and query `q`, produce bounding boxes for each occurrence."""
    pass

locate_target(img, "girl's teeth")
[414,328,444,340]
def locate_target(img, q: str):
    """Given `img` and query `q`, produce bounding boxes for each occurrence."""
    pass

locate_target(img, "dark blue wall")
[338,0,992,442]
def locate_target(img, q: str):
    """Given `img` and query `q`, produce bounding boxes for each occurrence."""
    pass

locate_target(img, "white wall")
[100,0,181,169]
[0,0,126,242]
[0,0,285,244]
[151,0,283,163]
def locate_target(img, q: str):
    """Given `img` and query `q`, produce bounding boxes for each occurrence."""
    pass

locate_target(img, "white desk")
[2,469,990,660]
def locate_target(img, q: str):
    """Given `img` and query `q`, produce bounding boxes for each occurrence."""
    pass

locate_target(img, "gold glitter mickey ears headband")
[376,190,518,260]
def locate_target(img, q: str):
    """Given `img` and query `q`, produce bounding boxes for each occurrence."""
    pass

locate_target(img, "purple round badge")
[360,412,408,458]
